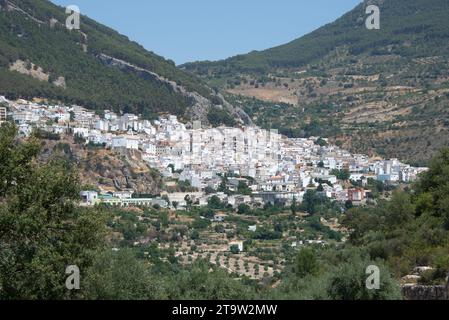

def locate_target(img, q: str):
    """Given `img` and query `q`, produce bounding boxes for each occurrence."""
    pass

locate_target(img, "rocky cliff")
[40,135,165,195]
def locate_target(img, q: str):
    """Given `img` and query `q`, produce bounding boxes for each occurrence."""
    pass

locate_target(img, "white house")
[113,191,134,199]
[112,136,126,148]
[142,142,156,155]
[125,136,140,149]
[112,135,139,150]
[95,120,109,132]
[80,191,98,204]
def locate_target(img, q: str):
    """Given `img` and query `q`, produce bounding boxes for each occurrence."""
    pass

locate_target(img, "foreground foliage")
[0,123,107,299]
[1,124,448,299]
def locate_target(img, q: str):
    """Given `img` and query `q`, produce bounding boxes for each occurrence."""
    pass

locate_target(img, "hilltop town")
[3,95,426,205]
[0,95,429,280]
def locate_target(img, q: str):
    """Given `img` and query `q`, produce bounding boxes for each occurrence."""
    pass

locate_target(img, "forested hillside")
[0,0,241,123]
[183,0,449,76]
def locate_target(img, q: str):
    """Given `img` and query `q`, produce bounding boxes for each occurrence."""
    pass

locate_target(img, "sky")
[51,0,362,65]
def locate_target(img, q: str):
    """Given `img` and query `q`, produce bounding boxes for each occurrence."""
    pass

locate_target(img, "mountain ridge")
[0,0,247,125]
[182,0,449,75]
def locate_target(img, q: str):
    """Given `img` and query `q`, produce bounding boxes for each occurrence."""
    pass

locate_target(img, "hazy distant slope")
[183,0,449,76]
[182,0,449,164]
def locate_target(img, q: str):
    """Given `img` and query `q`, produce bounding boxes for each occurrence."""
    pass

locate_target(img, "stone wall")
[401,284,448,300]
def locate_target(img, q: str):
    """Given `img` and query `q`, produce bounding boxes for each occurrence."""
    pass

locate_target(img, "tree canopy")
[0,123,107,299]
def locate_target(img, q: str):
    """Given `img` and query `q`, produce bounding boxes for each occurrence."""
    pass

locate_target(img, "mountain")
[0,0,249,124]
[183,0,449,76]
[183,0,449,165]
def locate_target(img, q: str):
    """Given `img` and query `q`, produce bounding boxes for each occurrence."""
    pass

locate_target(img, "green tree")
[237,204,250,214]
[237,181,252,195]
[291,196,298,216]
[160,212,169,227]
[83,249,165,300]
[208,195,223,209]
[293,249,318,278]
[218,178,231,196]
[415,148,449,229]
[316,138,327,147]
[167,260,254,299]
[327,258,402,300]
[184,195,193,208]
[0,124,106,299]
[385,191,414,228]
[230,245,240,255]
[301,190,326,215]
[331,169,350,181]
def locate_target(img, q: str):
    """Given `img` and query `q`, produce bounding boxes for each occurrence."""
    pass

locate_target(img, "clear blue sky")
[51,0,361,65]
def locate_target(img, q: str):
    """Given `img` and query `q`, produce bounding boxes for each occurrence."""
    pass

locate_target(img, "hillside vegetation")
[0,0,242,124]
[183,0,449,75]
[2,122,449,299]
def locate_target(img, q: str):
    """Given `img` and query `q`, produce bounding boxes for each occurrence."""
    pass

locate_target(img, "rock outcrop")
[41,137,165,195]
[97,53,251,125]
[401,284,448,300]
